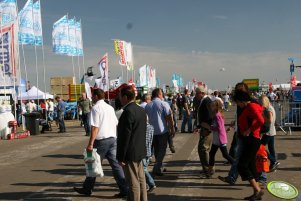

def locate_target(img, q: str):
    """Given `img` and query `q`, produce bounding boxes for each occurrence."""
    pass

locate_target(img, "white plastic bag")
[83,148,104,177]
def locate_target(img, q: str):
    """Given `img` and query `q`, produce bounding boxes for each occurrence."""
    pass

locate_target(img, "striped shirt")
[146,123,154,157]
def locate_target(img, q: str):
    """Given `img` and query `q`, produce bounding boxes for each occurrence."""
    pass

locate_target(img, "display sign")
[243,79,259,90]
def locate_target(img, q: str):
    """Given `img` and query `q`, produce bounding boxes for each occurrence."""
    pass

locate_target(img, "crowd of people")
[7,82,285,201]
[70,83,281,201]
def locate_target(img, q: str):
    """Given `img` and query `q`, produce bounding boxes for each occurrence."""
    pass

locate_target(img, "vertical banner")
[118,40,126,66]
[125,42,133,71]
[75,20,83,56]
[52,15,70,55]
[32,0,43,46]
[98,53,109,91]
[0,0,17,27]
[18,0,35,45]
[68,18,76,56]
[84,81,92,99]
[0,25,18,86]
[139,65,147,87]
[113,39,120,55]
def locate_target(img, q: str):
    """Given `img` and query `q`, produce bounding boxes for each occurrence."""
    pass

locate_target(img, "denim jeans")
[83,137,128,194]
[181,111,192,132]
[261,135,276,165]
[142,157,155,188]
[228,137,243,182]
[257,172,267,184]
[152,133,168,174]
[82,112,91,135]
[224,102,229,111]
[48,111,54,121]
[58,112,66,132]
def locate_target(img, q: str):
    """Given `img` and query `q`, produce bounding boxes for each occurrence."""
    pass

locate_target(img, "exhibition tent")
[18,86,54,100]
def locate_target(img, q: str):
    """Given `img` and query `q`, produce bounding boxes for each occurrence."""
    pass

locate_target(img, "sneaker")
[269,162,280,172]
[218,176,235,185]
[147,185,157,192]
[73,187,91,196]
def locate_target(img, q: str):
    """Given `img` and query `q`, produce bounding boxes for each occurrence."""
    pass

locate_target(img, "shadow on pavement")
[148,194,242,201]
[278,167,301,171]
[42,154,83,159]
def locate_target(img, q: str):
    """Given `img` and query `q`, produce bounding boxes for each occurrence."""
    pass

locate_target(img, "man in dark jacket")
[195,86,213,178]
[117,85,147,201]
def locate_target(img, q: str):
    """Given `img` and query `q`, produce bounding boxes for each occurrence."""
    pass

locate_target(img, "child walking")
[202,100,234,177]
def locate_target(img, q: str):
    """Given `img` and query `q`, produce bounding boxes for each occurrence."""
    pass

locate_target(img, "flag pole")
[32,2,40,107]
[67,15,78,103]
[16,4,25,130]
[80,19,85,86]
[39,0,48,122]
[77,19,82,94]
[0,13,7,97]
[107,53,109,100]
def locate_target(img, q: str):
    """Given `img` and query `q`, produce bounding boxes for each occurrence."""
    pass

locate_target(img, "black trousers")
[209,144,234,166]
[238,135,261,181]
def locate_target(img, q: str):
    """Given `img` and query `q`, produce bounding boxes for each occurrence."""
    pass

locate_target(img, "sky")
[17,0,301,91]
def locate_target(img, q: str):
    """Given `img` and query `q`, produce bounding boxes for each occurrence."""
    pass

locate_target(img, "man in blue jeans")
[74,89,128,198]
[55,96,66,133]
[145,88,175,176]
[181,89,193,133]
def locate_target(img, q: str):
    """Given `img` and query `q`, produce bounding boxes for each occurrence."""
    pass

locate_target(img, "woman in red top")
[233,90,264,201]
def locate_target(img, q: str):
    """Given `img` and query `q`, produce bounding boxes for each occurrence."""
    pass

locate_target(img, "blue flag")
[52,15,70,55]
[18,0,35,45]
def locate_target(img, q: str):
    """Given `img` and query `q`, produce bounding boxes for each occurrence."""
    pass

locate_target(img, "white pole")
[0,14,7,97]
[121,66,123,83]
[107,53,109,100]
[39,0,48,122]
[76,19,81,93]
[80,20,85,82]
[31,0,39,105]
[15,0,26,129]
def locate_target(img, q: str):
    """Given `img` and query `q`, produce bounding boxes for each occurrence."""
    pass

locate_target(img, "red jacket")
[238,103,264,139]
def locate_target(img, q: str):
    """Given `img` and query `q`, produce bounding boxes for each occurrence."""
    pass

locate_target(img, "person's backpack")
[260,108,271,134]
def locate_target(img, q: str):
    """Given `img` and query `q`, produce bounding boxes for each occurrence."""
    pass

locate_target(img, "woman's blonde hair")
[259,95,270,108]
[212,100,224,118]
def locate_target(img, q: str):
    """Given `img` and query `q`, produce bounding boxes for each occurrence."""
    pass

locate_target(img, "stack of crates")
[50,77,76,101]
[69,84,85,102]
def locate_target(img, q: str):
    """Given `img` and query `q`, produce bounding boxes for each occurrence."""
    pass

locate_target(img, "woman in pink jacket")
[202,100,234,177]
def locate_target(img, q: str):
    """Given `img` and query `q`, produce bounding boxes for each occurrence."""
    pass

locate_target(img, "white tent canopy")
[18,86,54,100]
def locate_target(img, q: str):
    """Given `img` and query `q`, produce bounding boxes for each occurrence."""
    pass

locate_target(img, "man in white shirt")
[74,89,128,198]
[47,99,54,121]
[223,93,230,111]
[26,100,37,113]
[267,89,277,102]
[211,91,224,105]
[140,94,151,109]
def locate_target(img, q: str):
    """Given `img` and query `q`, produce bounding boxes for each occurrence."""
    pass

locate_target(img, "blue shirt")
[57,100,66,113]
[145,98,171,135]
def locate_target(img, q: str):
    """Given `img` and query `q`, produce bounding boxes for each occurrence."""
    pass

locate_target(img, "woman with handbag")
[233,90,265,201]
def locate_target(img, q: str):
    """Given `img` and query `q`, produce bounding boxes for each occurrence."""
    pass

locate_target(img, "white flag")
[33,0,42,46]
[18,0,34,45]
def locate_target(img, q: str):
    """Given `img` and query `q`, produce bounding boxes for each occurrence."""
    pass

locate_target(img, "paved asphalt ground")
[0,104,300,201]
